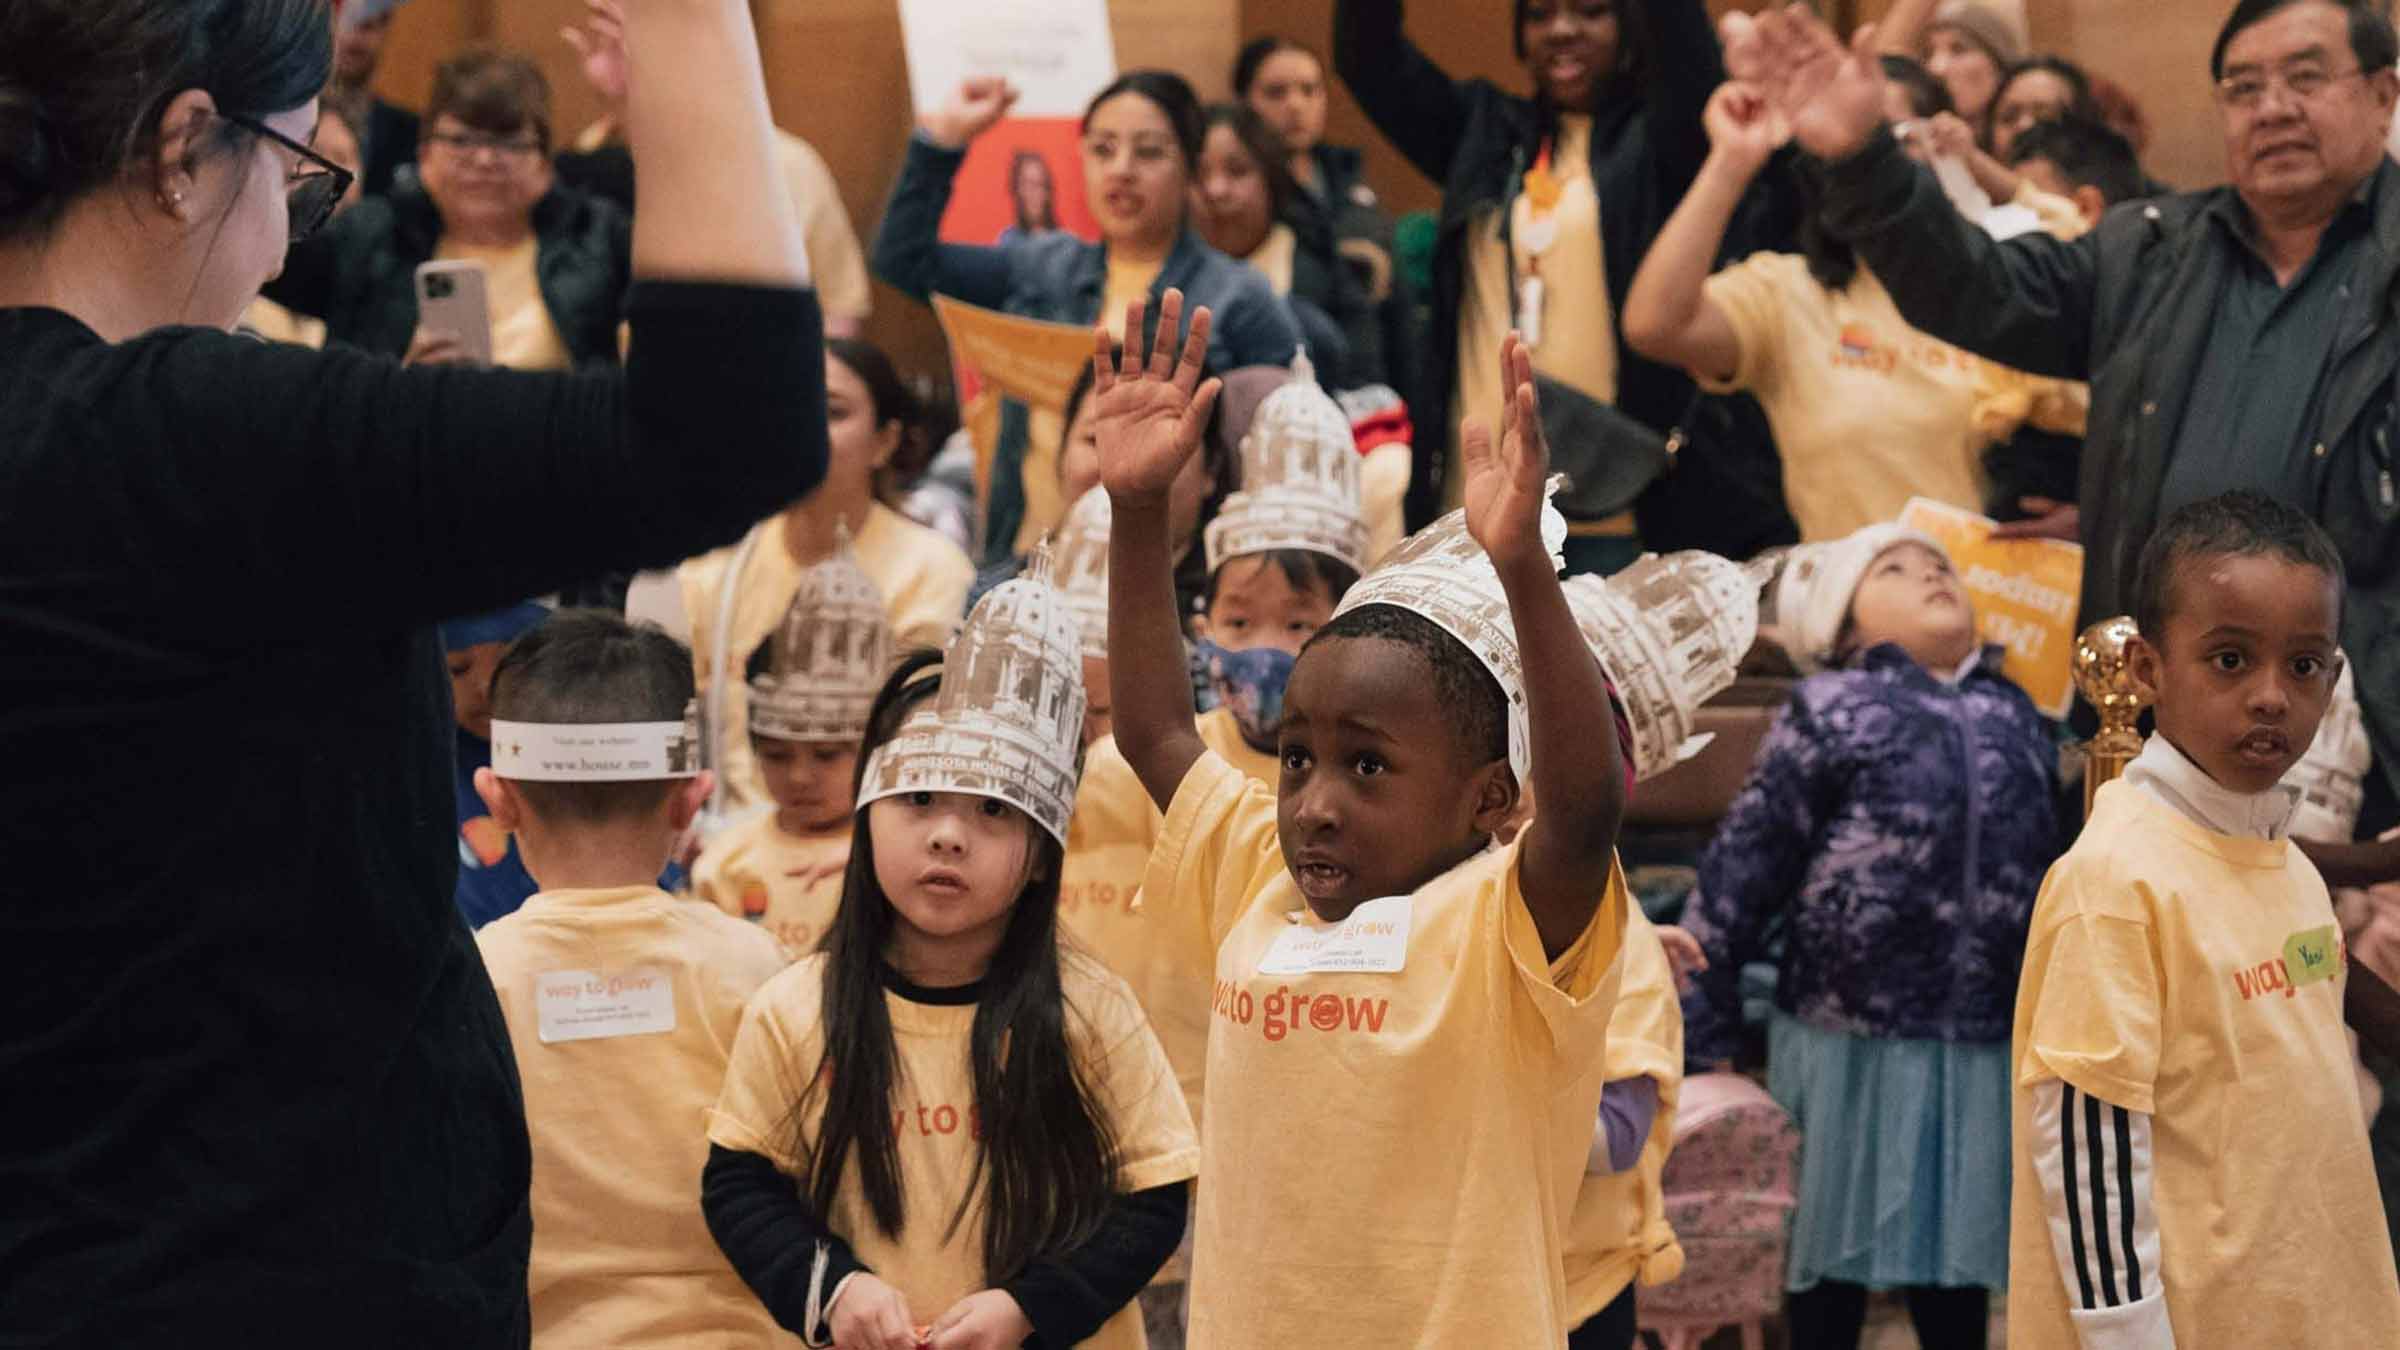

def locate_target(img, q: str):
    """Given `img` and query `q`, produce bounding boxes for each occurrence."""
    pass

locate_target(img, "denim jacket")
[1680,644,2062,1065]
[871,136,1302,562]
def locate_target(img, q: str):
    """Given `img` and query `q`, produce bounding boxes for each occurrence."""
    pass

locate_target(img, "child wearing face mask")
[704,565,1198,1350]
[690,534,893,963]
[1678,521,2061,1350]
[2009,493,2400,1348]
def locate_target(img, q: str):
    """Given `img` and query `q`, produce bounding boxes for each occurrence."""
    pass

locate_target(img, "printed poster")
[1900,497,2085,719]
[930,296,1096,502]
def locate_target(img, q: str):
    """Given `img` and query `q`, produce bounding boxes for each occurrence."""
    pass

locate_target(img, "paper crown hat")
[855,548,1089,846]
[1563,551,1759,782]
[748,528,893,743]
[490,699,704,782]
[2286,660,2369,842]
[1330,477,1569,783]
[1052,486,1112,660]
[1204,352,1370,575]
[1761,522,1946,673]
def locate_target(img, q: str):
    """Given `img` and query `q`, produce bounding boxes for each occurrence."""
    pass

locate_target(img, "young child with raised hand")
[467,610,790,1346]
[691,533,893,961]
[1063,357,1370,1122]
[1096,289,1630,1346]
[2010,492,2400,1348]
[1679,521,2060,1350]
[702,564,1198,1350]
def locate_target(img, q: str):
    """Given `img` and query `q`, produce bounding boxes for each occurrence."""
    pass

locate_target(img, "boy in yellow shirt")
[1064,358,1371,1132]
[691,536,891,961]
[1095,292,1630,1346]
[468,610,794,1347]
[2010,492,2400,1347]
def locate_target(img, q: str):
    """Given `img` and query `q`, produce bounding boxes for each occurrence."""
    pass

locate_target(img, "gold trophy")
[2072,616,2150,819]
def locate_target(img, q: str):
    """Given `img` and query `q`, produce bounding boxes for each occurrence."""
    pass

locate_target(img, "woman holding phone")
[0,0,821,1341]
[267,46,632,371]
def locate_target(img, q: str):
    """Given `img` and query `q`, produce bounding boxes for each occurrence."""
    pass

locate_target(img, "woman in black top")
[0,0,821,1344]
[1333,0,1737,537]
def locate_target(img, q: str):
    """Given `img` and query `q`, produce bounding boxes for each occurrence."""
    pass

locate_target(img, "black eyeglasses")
[223,114,355,243]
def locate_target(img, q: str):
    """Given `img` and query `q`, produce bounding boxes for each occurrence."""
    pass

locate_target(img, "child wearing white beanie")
[1682,519,2062,1348]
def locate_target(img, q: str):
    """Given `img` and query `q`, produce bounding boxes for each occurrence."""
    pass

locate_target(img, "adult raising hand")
[1718,3,1886,160]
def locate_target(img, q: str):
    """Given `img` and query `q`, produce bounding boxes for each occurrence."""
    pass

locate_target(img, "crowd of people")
[7,0,2400,1346]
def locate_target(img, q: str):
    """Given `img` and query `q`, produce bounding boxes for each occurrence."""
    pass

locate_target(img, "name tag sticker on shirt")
[535,967,677,1044]
[2283,926,2341,989]
[1257,896,1413,975]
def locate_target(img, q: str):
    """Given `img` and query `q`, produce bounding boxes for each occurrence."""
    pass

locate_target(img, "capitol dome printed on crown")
[855,548,1089,846]
[1204,355,1370,574]
[748,529,893,743]
[1563,551,1757,782]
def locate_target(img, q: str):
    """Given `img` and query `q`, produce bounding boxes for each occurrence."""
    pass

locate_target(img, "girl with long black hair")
[704,573,1197,1350]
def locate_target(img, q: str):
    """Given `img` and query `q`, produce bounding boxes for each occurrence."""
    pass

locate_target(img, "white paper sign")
[536,968,677,1044]
[897,0,1119,120]
[1257,896,1413,975]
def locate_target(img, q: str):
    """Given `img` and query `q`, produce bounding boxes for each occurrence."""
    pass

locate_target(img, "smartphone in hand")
[414,260,494,366]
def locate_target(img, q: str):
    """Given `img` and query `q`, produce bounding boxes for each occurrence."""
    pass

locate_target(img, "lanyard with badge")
[1507,136,1566,351]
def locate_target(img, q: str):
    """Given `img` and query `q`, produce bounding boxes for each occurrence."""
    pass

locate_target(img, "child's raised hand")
[1458,334,1550,572]
[828,1273,920,1350]
[923,1289,1034,1350]
[1091,289,1223,509]
[1702,81,1787,173]
[1657,923,1710,996]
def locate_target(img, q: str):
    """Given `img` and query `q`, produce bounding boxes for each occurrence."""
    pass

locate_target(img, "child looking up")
[704,564,1198,1350]
[2010,493,2400,1347]
[468,611,790,1346]
[1098,290,1630,1347]
[692,533,894,961]
[1680,522,2060,1350]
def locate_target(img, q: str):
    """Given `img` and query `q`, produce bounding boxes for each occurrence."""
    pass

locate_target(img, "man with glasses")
[264,48,633,377]
[1724,0,2400,844]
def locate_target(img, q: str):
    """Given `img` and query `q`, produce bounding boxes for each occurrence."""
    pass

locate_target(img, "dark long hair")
[1081,69,1205,168]
[826,336,936,504]
[793,650,1120,1284]
[1231,35,1319,98]
[1200,102,1300,223]
[0,0,331,241]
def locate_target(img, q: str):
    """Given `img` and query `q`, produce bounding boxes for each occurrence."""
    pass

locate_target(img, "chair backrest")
[1639,1072,1800,1328]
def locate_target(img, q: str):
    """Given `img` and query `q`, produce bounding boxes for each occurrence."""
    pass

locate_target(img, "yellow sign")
[931,295,1094,414]
[1899,497,2085,719]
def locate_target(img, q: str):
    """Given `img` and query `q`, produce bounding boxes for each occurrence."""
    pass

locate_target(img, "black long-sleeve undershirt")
[702,1146,1188,1346]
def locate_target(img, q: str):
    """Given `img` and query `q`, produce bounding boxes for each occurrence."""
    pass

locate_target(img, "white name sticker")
[1257,895,1413,975]
[535,968,677,1044]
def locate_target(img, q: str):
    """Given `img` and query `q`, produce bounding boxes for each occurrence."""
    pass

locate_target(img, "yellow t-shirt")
[474,885,794,1347]
[1561,908,1686,1322]
[1700,253,2081,540]
[1358,443,1412,568]
[435,234,574,372]
[679,502,974,808]
[1454,113,1618,513]
[1144,752,1628,1347]
[707,949,1201,1347]
[775,130,873,327]
[1062,709,1279,1132]
[1243,222,1299,298]
[2008,782,2400,1346]
[690,809,853,963]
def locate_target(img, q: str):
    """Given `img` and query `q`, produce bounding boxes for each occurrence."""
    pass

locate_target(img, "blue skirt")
[1766,1013,2011,1292]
